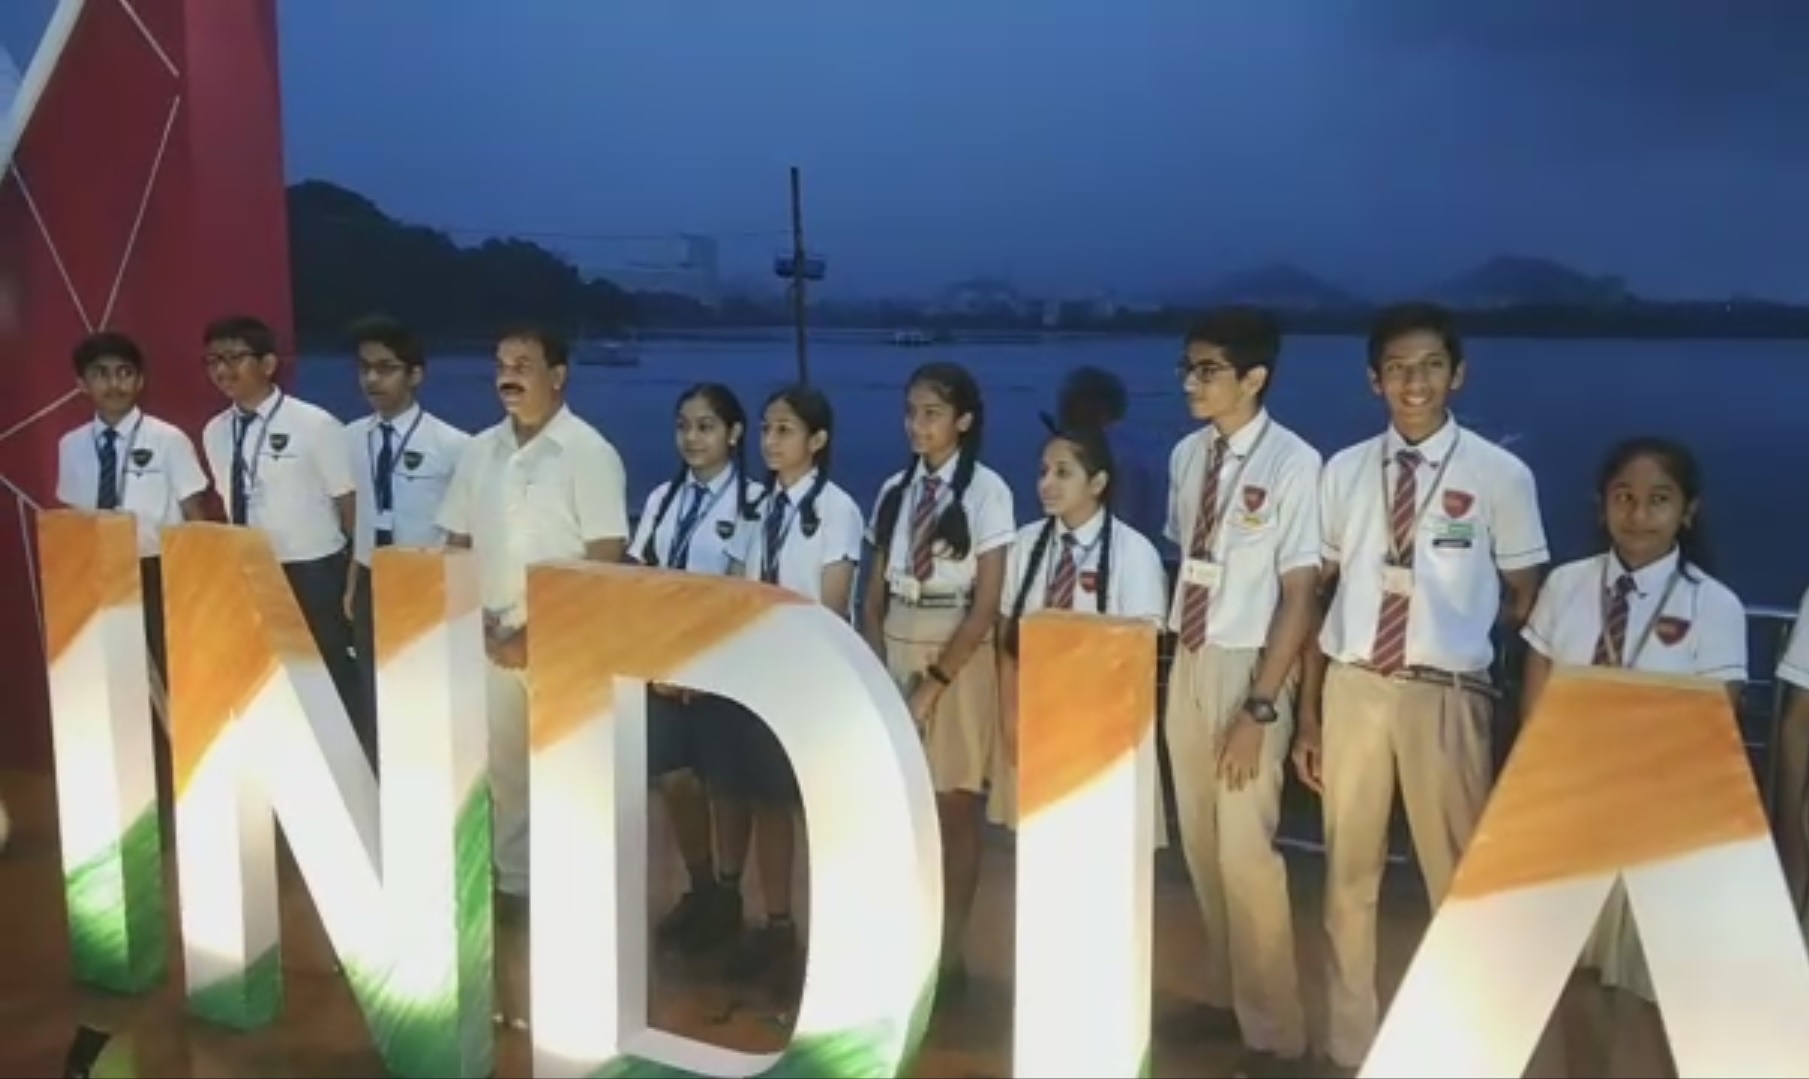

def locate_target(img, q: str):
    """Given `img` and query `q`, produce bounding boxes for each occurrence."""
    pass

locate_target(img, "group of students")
[12,301,1809,1078]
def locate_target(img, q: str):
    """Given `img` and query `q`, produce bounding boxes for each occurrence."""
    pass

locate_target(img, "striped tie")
[1371,448,1423,675]
[1592,573,1639,667]
[909,475,942,580]
[1178,436,1229,651]
[96,428,120,511]
[1044,534,1078,610]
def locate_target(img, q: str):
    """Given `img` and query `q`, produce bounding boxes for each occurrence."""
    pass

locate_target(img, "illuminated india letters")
[1365,667,1809,1079]
[39,513,1163,1078]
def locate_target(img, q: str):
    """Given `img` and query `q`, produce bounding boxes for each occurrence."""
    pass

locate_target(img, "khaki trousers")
[487,661,531,897]
[1319,661,1494,1068]
[1164,643,1305,1057]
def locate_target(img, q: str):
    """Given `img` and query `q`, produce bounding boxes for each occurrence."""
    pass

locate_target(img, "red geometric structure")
[0,0,290,768]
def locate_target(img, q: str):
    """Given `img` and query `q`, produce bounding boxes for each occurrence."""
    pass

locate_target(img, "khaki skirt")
[883,602,1000,796]
[1581,880,1654,1001]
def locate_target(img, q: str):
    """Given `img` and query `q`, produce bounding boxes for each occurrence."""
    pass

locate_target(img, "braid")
[1094,512,1114,614]
[800,440,832,534]
[871,455,920,556]
[934,445,978,559]
[1002,519,1058,660]
[734,432,757,521]
[637,465,690,566]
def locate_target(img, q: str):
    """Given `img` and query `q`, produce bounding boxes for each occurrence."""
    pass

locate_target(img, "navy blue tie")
[375,423,396,547]
[760,491,790,584]
[668,482,708,567]
[230,410,255,525]
[96,429,120,511]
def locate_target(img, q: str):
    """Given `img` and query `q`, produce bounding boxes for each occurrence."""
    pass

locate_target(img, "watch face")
[1247,698,1278,723]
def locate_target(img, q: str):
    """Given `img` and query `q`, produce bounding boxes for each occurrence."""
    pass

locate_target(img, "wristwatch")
[1243,696,1279,725]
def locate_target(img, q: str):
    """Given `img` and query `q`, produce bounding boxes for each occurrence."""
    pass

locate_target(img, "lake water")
[294,330,1809,612]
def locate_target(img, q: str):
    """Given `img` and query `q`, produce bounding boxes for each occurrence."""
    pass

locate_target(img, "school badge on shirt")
[1442,489,1474,517]
[1079,569,1099,593]
[130,448,153,467]
[1239,485,1268,527]
[1654,616,1690,646]
[714,519,735,539]
[269,433,289,452]
[403,450,423,471]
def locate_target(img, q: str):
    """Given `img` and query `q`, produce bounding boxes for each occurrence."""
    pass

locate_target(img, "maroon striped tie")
[1178,437,1229,651]
[1044,534,1078,610]
[909,475,941,580]
[1592,574,1638,666]
[1371,448,1422,675]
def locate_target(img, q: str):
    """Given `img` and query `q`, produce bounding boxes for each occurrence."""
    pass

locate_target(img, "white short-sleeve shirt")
[629,466,764,577]
[346,405,471,567]
[730,471,864,613]
[867,454,1016,598]
[436,405,631,627]
[1774,586,1809,691]
[1319,419,1550,673]
[56,408,210,558]
[201,390,356,564]
[1164,411,1322,649]
[1523,549,1747,682]
[999,510,1167,625]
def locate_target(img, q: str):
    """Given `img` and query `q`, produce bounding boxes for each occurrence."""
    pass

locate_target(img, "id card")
[891,575,922,604]
[1181,558,1223,591]
[1381,564,1414,596]
[373,509,395,532]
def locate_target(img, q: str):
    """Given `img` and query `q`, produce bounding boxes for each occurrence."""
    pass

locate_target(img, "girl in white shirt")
[992,417,1168,831]
[1522,436,1747,1078]
[859,361,1016,997]
[720,384,864,989]
[628,383,762,957]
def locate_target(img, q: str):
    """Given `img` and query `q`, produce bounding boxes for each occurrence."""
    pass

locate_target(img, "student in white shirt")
[720,384,863,989]
[627,383,763,956]
[200,315,363,728]
[991,417,1168,824]
[1157,309,1320,1075]
[1295,302,1550,1072]
[54,331,209,698]
[343,316,470,764]
[858,361,1016,997]
[1523,437,1745,1078]
[438,326,630,911]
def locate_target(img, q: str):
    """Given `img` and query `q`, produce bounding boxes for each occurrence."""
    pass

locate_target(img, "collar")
[1386,415,1459,464]
[1608,546,1680,596]
[94,407,142,436]
[236,387,283,420]
[1058,508,1107,548]
[1211,409,1270,457]
[775,469,819,504]
[374,402,421,431]
[507,403,577,451]
[689,464,735,496]
[919,452,960,486]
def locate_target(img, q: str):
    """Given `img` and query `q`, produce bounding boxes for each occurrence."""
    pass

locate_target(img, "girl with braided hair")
[858,361,1016,998]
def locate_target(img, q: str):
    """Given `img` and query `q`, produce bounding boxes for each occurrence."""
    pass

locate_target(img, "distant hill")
[1425,255,1635,308]
[1193,263,1366,312]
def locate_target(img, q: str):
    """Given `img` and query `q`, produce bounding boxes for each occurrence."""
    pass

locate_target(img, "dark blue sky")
[272,2,1807,302]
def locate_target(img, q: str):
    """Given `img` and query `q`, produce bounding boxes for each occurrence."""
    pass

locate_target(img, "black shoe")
[1232,1048,1310,1079]
[655,887,712,950]
[687,882,744,953]
[724,920,798,983]
[1154,1001,1240,1044]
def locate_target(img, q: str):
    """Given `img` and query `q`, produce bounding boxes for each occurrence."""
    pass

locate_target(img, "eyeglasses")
[202,349,260,369]
[1177,358,1234,383]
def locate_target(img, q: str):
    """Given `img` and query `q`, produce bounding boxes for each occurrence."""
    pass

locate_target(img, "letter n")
[1363,667,1809,1078]
[523,562,943,1079]
[38,509,167,993]
[164,524,493,1078]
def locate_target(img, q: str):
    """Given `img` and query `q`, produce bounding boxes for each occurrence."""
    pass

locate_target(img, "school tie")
[1177,436,1229,651]
[909,475,942,580]
[668,482,708,567]
[760,491,790,584]
[1592,573,1639,667]
[1371,448,1424,676]
[375,422,396,547]
[95,428,120,511]
[1044,533,1079,610]
[229,409,256,526]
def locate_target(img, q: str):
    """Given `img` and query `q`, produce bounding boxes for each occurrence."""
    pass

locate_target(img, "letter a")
[523,562,943,1079]
[1363,667,1809,1078]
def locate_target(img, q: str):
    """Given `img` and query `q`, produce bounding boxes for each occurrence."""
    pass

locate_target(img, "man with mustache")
[437,325,630,923]
[199,314,364,728]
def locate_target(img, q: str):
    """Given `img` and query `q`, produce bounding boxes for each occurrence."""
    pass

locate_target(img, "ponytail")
[636,466,690,566]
